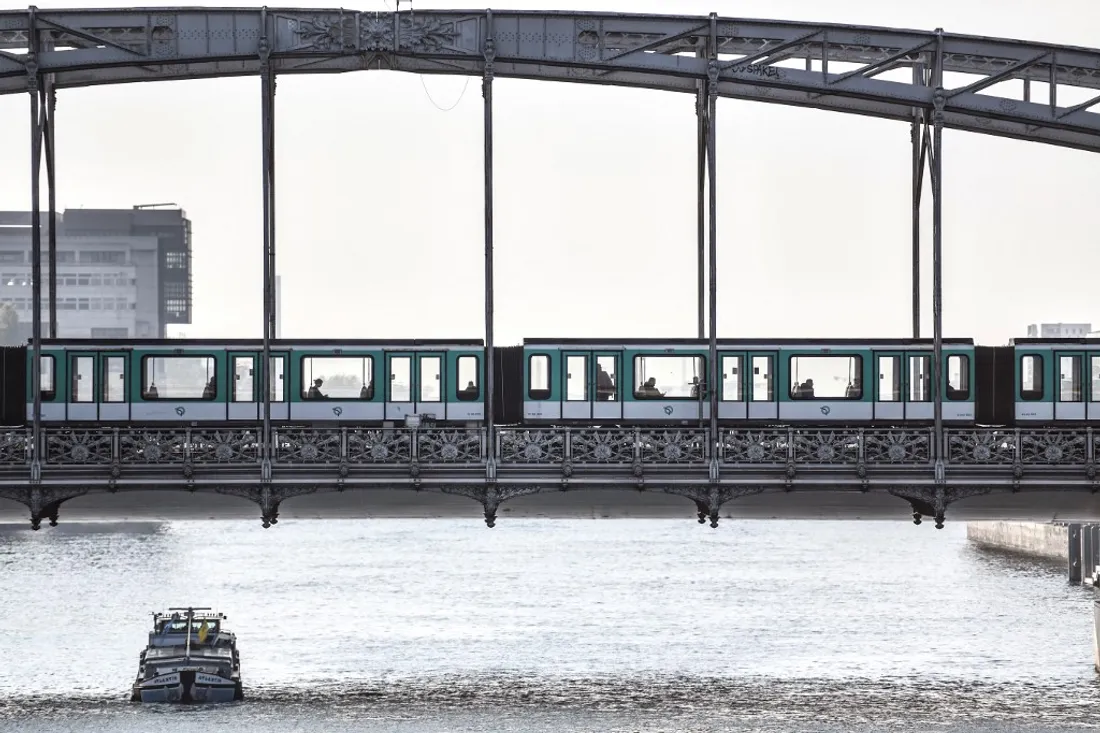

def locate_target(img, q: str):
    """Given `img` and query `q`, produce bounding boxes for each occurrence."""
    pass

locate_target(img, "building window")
[0,252,23,263]
[142,356,216,400]
[165,251,188,269]
[80,251,126,264]
[300,356,374,400]
[456,355,479,401]
[633,355,705,399]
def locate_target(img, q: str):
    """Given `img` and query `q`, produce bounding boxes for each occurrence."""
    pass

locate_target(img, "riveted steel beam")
[2,10,1100,149]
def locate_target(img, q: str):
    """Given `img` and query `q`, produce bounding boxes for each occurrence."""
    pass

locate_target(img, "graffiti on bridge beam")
[730,64,786,80]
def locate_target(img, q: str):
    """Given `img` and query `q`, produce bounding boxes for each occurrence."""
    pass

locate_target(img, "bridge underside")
[1,486,1098,527]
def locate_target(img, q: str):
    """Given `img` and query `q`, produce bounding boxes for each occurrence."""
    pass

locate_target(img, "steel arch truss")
[1,9,1100,150]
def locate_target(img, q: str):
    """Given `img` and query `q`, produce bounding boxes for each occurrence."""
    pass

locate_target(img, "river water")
[0,518,1095,732]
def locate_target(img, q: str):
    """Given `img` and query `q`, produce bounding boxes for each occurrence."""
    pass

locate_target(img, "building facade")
[1026,323,1093,339]
[0,207,192,341]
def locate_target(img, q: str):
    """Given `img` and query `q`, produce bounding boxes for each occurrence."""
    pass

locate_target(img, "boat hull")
[134,670,242,703]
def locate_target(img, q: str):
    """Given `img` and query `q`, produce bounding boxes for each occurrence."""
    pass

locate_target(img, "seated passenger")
[637,377,665,398]
[307,378,327,400]
[144,383,159,399]
[202,377,216,400]
[798,379,815,399]
[596,365,615,401]
[690,377,702,399]
[457,380,478,400]
[359,379,375,400]
[845,377,861,399]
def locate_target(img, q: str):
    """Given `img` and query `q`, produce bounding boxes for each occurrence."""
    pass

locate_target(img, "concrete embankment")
[966,521,1069,563]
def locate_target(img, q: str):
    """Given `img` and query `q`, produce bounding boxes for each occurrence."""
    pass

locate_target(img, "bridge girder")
[0,9,1098,150]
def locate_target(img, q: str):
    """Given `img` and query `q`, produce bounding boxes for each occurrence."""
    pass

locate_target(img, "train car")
[1009,338,1100,424]
[519,338,979,426]
[20,338,487,426]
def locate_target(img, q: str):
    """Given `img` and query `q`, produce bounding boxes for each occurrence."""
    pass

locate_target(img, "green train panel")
[1011,338,1100,423]
[27,339,485,425]
[522,338,975,424]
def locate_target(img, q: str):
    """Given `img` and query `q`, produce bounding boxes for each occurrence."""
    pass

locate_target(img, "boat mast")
[184,607,193,658]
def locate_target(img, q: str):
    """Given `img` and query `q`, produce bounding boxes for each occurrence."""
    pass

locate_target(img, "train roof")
[1010,338,1100,346]
[522,337,977,346]
[28,338,485,347]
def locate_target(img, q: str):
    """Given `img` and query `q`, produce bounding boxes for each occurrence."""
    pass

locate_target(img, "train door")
[747,351,778,421]
[67,351,99,422]
[718,352,747,421]
[1054,351,1085,420]
[386,352,415,422]
[99,351,129,421]
[592,352,622,422]
[904,352,932,421]
[415,352,445,419]
[874,352,904,422]
[561,351,592,421]
[228,351,258,420]
[1089,355,1100,421]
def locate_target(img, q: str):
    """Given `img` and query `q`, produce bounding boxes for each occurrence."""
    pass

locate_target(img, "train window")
[751,355,773,402]
[566,355,588,401]
[1058,355,1082,403]
[1091,357,1100,401]
[457,355,479,401]
[1020,354,1043,401]
[909,355,931,402]
[788,356,862,400]
[40,356,55,401]
[269,357,285,402]
[142,356,216,400]
[529,354,550,400]
[232,356,254,403]
[946,355,970,401]
[596,355,618,401]
[419,356,442,402]
[102,356,125,403]
[301,356,375,400]
[389,356,411,402]
[877,355,901,402]
[633,355,704,399]
[721,355,742,401]
[71,356,95,403]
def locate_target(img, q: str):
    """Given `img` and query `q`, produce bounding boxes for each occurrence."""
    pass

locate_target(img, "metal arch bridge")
[2,8,1100,531]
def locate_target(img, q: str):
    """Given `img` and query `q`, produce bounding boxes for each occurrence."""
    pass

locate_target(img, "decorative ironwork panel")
[721,429,789,464]
[119,429,188,464]
[864,429,932,464]
[417,429,483,464]
[946,429,1016,464]
[190,429,260,464]
[1020,430,1087,465]
[44,428,113,465]
[570,428,636,464]
[0,429,28,464]
[793,429,860,465]
[347,428,413,464]
[497,429,565,464]
[274,428,342,464]
[639,429,707,464]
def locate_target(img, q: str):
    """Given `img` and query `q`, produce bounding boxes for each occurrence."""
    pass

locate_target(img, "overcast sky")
[0,0,1096,345]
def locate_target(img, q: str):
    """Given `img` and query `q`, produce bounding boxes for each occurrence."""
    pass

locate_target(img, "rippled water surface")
[0,518,1095,731]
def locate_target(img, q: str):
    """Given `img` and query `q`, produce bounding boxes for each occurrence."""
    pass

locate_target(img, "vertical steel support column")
[483,12,497,478]
[695,51,706,339]
[259,13,274,479]
[40,80,57,339]
[930,32,946,480]
[910,64,923,339]
[27,9,43,480]
[706,15,719,477]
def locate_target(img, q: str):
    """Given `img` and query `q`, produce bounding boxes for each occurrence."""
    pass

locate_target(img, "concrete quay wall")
[966,521,1068,562]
